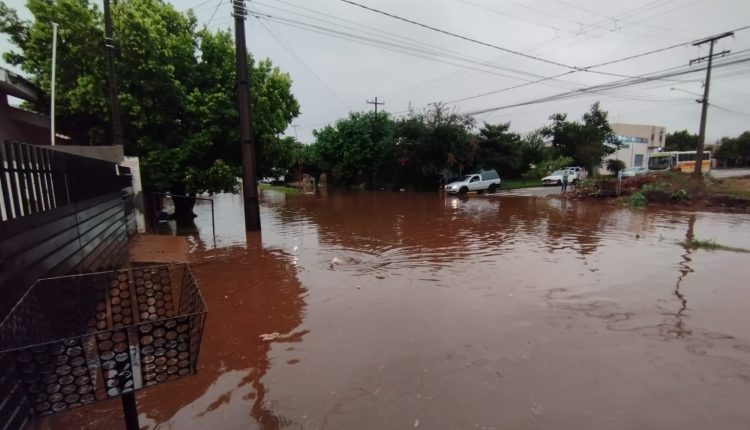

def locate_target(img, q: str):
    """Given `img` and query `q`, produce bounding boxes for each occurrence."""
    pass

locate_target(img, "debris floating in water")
[259,332,280,341]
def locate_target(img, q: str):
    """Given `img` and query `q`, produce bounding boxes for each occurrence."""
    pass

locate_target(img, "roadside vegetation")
[258,184,302,194]
[574,172,750,211]
[680,238,750,253]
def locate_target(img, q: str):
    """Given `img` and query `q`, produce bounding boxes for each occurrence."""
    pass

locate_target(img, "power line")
[251,2,584,88]
[256,19,353,110]
[206,0,223,27]
[463,53,750,116]
[249,10,585,91]
[339,0,585,72]
[404,28,750,111]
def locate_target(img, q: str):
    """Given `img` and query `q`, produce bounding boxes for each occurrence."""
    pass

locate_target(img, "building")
[600,123,667,173]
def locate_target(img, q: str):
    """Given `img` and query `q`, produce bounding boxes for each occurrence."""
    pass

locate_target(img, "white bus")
[647,150,711,173]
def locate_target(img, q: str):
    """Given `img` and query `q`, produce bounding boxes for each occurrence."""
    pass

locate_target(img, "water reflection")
[668,214,696,338]
[32,190,750,430]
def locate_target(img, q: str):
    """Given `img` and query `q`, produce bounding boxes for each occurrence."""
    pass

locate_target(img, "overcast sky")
[2,0,749,144]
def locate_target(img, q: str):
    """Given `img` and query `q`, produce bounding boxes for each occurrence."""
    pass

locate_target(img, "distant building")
[600,123,667,173]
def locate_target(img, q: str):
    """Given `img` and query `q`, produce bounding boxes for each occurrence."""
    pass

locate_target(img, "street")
[711,168,750,179]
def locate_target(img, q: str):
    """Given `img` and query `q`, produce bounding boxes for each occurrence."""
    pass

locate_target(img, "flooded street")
[36,190,750,430]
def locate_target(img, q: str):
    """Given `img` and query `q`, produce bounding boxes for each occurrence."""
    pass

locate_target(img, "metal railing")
[0,264,207,428]
[0,140,131,222]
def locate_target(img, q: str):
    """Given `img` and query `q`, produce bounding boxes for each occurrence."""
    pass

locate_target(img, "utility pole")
[690,31,733,176]
[103,0,123,147]
[293,124,301,188]
[365,98,384,189]
[233,0,261,231]
[366,96,384,114]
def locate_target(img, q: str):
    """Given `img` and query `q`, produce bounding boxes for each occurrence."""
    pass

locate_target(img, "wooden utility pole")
[365,98,384,189]
[366,96,384,114]
[103,0,123,146]
[233,0,261,230]
[690,31,733,176]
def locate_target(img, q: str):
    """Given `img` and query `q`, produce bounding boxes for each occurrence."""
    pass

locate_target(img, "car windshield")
[549,170,566,176]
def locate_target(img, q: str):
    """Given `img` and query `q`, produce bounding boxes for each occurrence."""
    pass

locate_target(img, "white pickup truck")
[444,170,501,195]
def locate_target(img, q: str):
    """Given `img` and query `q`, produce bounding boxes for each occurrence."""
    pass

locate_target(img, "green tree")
[395,103,476,189]
[543,102,618,173]
[519,129,550,175]
[665,130,699,151]
[312,111,396,186]
[0,0,300,216]
[715,131,750,167]
[473,122,523,177]
[606,159,626,175]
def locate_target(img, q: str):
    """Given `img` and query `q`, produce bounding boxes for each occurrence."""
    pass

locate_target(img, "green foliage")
[473,122,523,177]
[665,130,699,151]
[715,131,750,163]
[519,129,549,173]
[680,238,750,253]
[628,191,647,207]
[670,189,690,202]
[543,102,618,173]
[0,0,300,195]
[606,159,626,175]
[531,156,574,179]
[312,111,396,185]
[394,103,476,189]
[185,159,239,195]
[641,182,667,193]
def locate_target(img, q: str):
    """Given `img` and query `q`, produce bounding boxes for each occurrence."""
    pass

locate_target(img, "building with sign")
[599,123,667,173]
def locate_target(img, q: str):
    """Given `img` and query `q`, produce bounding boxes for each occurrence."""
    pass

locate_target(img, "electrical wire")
[206,0,224,28]
[463,54,750,116]
[256,18,353,110]
[339,0,601,73]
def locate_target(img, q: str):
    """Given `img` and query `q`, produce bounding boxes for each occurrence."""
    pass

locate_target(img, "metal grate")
[0,264,207,419]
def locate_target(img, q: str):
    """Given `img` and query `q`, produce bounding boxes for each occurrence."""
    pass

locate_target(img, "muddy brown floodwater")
[34,190,750,430]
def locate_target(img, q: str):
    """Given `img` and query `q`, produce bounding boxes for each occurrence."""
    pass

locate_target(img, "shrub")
[606,159,626,175]
[671,189,690,202]
[628,191,647,207]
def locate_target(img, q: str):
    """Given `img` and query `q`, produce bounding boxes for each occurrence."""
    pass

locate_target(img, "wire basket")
[0,264,207,421]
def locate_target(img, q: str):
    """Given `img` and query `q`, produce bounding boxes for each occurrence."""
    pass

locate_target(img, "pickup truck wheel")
[459,186,468,195]
[488,184,497,193]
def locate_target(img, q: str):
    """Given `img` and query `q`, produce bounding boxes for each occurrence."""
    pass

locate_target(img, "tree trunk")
[172,194,197,221]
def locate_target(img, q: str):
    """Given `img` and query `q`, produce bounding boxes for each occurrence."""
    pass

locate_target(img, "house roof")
[0,67,41,102]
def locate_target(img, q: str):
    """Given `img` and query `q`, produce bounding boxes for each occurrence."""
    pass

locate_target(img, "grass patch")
[707,176,750,200]
[502,179,540,190]
[680,238,750,253]
[259,184,302,194]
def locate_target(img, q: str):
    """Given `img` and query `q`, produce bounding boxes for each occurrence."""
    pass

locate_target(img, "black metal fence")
[0,140,131,222]
[0,264,207,422]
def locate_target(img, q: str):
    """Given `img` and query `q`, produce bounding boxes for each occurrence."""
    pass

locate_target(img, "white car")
[445,170,501,194]
[620,166,648,177]
[542,169,578,186]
